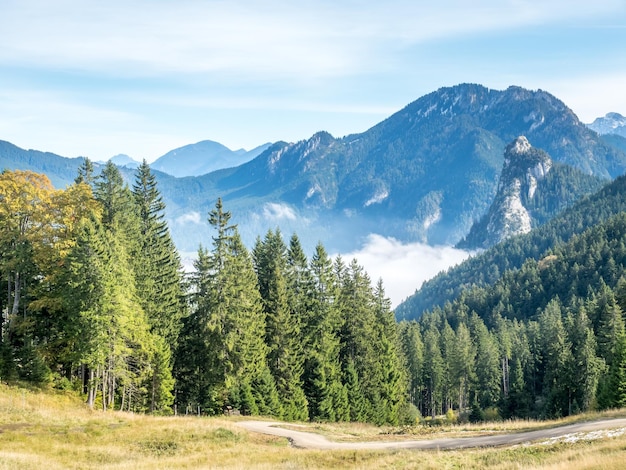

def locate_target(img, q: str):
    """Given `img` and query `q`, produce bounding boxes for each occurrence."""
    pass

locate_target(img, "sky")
[2,1,626,306]
[1,0,625,163]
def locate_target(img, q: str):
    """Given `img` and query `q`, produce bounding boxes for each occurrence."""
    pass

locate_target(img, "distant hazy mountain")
[151,140,271,177]
[0,140,85,187]
[588,112,626,137]
[458,136,605,249]
[109,154,140,169]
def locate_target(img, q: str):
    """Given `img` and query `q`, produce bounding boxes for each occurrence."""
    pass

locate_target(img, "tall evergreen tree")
[302,243,347,421]
[253,229,307,420]
[538,299,574,417]
[176,199,279,416]
[131,161,185,412]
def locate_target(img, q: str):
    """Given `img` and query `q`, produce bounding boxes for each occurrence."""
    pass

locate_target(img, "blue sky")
[1,0,625,162]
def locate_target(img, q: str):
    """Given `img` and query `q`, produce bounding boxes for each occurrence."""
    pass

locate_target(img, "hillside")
[0,140,84,187]
[395,173,626,321]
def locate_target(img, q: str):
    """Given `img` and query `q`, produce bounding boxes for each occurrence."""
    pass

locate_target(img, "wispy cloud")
[1,1,623,160]
[1,1,620,80]
[175,211,202,225]
[339,234,473,308]
[262,203,297,221]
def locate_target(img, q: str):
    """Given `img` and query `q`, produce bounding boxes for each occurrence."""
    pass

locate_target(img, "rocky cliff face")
[488,136,552,243]
[459,136,553,249]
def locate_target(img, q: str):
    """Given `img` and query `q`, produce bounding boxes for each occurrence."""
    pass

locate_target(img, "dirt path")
[237,418,626,450]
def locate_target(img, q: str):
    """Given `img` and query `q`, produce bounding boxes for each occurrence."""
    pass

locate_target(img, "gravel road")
[237,418,626,450]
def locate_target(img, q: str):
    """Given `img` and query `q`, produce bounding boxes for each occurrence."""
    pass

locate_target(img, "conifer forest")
[2,163,626,424]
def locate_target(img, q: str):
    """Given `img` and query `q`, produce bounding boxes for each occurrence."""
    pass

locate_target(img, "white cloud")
[175,211,202,225]
[263,203,297,221]
[339,234,473,308]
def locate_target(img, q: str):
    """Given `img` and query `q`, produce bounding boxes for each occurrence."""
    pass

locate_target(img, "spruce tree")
[302,243,347,421]
[131,161,185,413]
[253,229,307,420]
[177,199,278,416]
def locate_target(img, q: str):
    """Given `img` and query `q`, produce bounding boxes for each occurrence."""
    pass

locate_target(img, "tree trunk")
[150,371,157,413]
[11,271,20,316]
[502,357,510,398]
[102,368,107,412]
[87,368,96,409]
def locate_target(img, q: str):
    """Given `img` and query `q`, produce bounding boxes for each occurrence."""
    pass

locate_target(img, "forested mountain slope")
[396,173,626,321]
[459,136,605,249]
[400,209,626,419]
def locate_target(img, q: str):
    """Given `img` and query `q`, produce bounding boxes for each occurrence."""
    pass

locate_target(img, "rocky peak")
[460,137,553,249]
[508,135,532,155]
[500,136,552,198]
[587,112,626,138]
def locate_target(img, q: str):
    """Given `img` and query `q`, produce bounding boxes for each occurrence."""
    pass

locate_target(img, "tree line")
[0,164,407,423]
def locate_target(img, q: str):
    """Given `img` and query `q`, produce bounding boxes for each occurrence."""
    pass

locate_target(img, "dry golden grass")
[1,383,626,469]
[287,408,626,443]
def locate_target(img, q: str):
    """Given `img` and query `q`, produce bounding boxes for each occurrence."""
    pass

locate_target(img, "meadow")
[1,383,626,469]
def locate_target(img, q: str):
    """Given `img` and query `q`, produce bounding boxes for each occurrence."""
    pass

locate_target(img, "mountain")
[588,112,626,138]
[150,140,271,177]
[3,84,626,254]
[109,154,140,169]
[395,172,626,321]
[458,136,605,249]
[0,140,85,187]
[161,84,626,252]
[601,134,626,154]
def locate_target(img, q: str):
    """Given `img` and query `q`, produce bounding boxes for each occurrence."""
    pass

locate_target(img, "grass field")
[1,383,626,469]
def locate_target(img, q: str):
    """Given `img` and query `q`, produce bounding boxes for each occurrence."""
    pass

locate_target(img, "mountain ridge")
[2,84,626,254]
[588,112,626,138]
[151,140,271,177]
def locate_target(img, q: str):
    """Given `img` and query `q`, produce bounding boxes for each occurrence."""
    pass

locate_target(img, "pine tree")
[371,279,407,424]
[399,321,424,411]
[565,307,604,413]
[177,199,278,416]
[75,157,95,185]
[422,320,444,418]
[302,243,347,421]
[450,322,475,412]
[469,313,501,410]
[131,161,185,413]
[538,299,573,417]
[253,229,307,420]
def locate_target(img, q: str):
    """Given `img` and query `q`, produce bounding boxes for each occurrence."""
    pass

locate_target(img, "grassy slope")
[1,384,626,469]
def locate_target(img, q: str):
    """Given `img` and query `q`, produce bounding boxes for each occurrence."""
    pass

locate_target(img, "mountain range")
[1,83,625,256]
